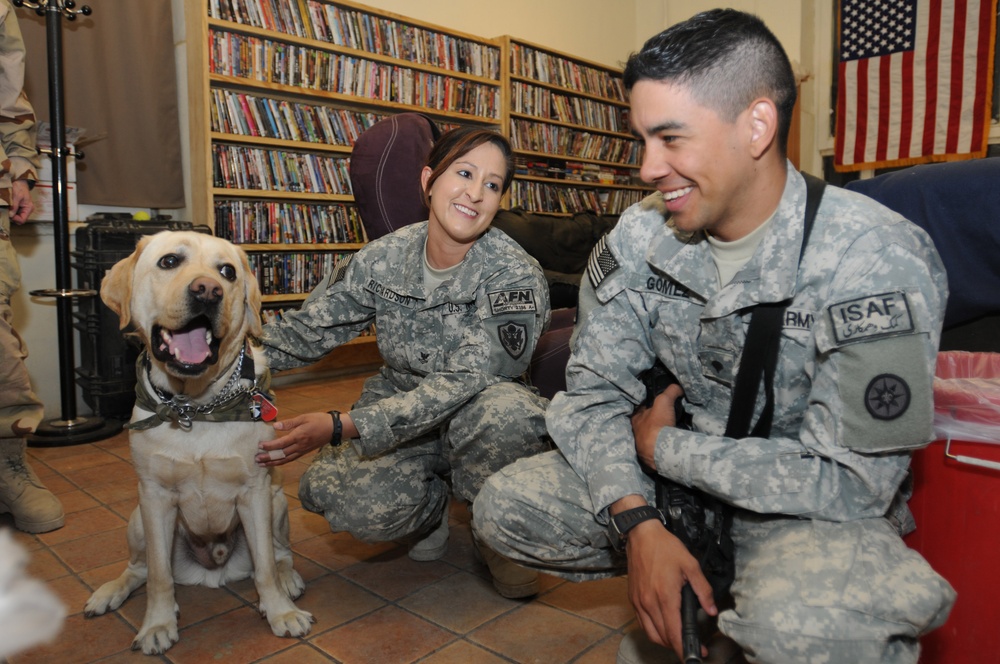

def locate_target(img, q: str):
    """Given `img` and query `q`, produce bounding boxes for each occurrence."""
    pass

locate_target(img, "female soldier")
[256,127,551,598]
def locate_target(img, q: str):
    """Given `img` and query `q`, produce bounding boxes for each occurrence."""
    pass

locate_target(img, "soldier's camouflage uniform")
[0,0,42,442]
[474,167,956,662]
[263,221,551,543]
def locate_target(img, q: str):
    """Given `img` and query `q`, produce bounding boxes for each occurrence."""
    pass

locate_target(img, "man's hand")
[255,411,357,467]
[631,384,683,469]
[626,519,717,661]
[9,180,33,224]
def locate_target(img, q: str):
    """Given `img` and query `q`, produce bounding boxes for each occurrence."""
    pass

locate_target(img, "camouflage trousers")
[0,217,45,440]
[473,450,956,664]
[299,376,550,544]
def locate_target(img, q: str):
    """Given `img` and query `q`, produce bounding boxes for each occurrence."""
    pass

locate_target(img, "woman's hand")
[256,412,335,467]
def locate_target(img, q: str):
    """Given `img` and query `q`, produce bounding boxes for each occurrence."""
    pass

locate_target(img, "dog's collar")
[128,341,275,431]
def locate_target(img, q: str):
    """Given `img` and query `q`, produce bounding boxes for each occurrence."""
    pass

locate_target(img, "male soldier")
[0,0,65,533]
[473,9,955,663]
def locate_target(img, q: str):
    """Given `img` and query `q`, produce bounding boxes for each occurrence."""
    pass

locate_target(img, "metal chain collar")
[146,344,255,430]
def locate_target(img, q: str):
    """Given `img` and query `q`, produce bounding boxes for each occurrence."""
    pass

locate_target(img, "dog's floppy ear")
[100,236,149,329]
[238,247,264,338]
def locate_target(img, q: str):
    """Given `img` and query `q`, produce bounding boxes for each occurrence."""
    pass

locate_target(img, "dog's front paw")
[266,607,314,638]
[84,580,130,616]
[277,564,306,600]
[132,620,180,655]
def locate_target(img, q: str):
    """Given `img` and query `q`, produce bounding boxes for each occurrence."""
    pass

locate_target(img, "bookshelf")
[185,0,503,315]
[499,36,647,216]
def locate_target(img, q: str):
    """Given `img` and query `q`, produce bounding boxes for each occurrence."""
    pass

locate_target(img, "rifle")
[639,361,734,664]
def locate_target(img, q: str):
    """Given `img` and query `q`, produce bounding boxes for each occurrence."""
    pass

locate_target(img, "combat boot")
[472,531,539,599]
[0,438,64,533]
[408,508,450,561]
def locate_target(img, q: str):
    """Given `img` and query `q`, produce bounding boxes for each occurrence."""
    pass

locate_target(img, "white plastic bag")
[933,351,1000,444]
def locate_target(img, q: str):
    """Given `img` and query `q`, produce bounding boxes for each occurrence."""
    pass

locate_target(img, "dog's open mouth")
[151,315,221,374]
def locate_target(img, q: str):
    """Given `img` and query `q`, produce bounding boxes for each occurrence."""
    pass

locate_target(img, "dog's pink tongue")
[168,328,211,364]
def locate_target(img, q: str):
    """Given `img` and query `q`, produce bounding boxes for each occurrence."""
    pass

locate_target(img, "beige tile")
[540,575,634,628]
[49,525,130,573]
[399,569,520,633]
[166,605,302,663]
[309,605,454,664]
[37,506,127,546]
[338,549,458,601]
[7,612,136,664]
[469,602,611,664]
[291,573,386,632]
[418,640,511,664]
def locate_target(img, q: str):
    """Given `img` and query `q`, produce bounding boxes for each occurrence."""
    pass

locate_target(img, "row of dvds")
[311,4,500,78]
[209,0,500,78]
[211,88,385,146]
[509,118,641,165]
[509,42,625,101]
[515,157,641,186]
[510,82,626,133]
[248,250,352,295]
[511,180,647,215]
[213,144,352,194]
[214,199,366,245]
[210,30,501,119]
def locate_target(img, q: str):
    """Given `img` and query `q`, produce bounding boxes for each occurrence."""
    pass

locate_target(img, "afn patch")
[828,291,914,345]
[489,289,536,316]
[498,321,528,359]
[587,236,619,288]
[864,373,911,420]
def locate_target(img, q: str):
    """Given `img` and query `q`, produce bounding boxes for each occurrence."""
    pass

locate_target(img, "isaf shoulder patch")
[587,236,619,289]
[489,288,536,316]
[827,291,914,345]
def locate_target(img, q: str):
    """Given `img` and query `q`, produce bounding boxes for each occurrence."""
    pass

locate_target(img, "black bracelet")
[328,410,343,447]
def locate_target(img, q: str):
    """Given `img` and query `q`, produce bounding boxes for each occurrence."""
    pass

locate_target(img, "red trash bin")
[904,351,1000,664]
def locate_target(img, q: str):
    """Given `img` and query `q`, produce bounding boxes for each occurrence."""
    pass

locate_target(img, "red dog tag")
[251,393,278,422]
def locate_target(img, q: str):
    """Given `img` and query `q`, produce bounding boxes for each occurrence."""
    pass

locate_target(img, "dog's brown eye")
[219,264,237,282]
[157,254,181,269]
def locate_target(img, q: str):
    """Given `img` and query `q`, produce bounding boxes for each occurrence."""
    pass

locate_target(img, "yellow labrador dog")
[84,231,312,654]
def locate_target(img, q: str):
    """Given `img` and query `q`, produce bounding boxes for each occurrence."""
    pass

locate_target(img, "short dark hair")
[623,9,797,154]
[422,127,514,207]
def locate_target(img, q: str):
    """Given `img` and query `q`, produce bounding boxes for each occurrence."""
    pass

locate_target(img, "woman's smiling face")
[422,141,507,250]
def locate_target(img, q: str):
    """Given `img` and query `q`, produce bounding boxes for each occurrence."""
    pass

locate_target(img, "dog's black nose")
[189,276,223,304]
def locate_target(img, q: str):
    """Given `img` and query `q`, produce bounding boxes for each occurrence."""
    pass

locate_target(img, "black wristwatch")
[328,410,343,447]
[608,505,666,552]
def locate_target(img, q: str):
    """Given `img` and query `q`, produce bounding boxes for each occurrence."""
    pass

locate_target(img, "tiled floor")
[5,370,636,664]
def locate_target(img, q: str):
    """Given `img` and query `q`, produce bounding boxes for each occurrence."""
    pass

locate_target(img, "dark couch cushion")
[349,113,440,242]
[493,208,617,308]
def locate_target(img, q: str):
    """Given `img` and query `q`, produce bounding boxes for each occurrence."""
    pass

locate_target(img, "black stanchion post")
[15,0,118,446]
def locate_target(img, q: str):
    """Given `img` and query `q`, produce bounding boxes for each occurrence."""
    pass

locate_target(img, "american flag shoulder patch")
[587,236,619,288]
[330,254,353,285]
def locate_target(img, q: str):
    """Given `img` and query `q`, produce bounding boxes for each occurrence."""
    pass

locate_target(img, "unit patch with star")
[864,373,911,420]
[837,333,932,453]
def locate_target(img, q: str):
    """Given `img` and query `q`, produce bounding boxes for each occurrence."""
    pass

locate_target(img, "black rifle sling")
[724,173,826,440]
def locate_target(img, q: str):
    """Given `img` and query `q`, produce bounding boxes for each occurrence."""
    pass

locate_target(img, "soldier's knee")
[719,606,920,664]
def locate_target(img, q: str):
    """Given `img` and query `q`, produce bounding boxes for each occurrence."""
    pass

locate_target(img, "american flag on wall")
[835,0,998,171]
